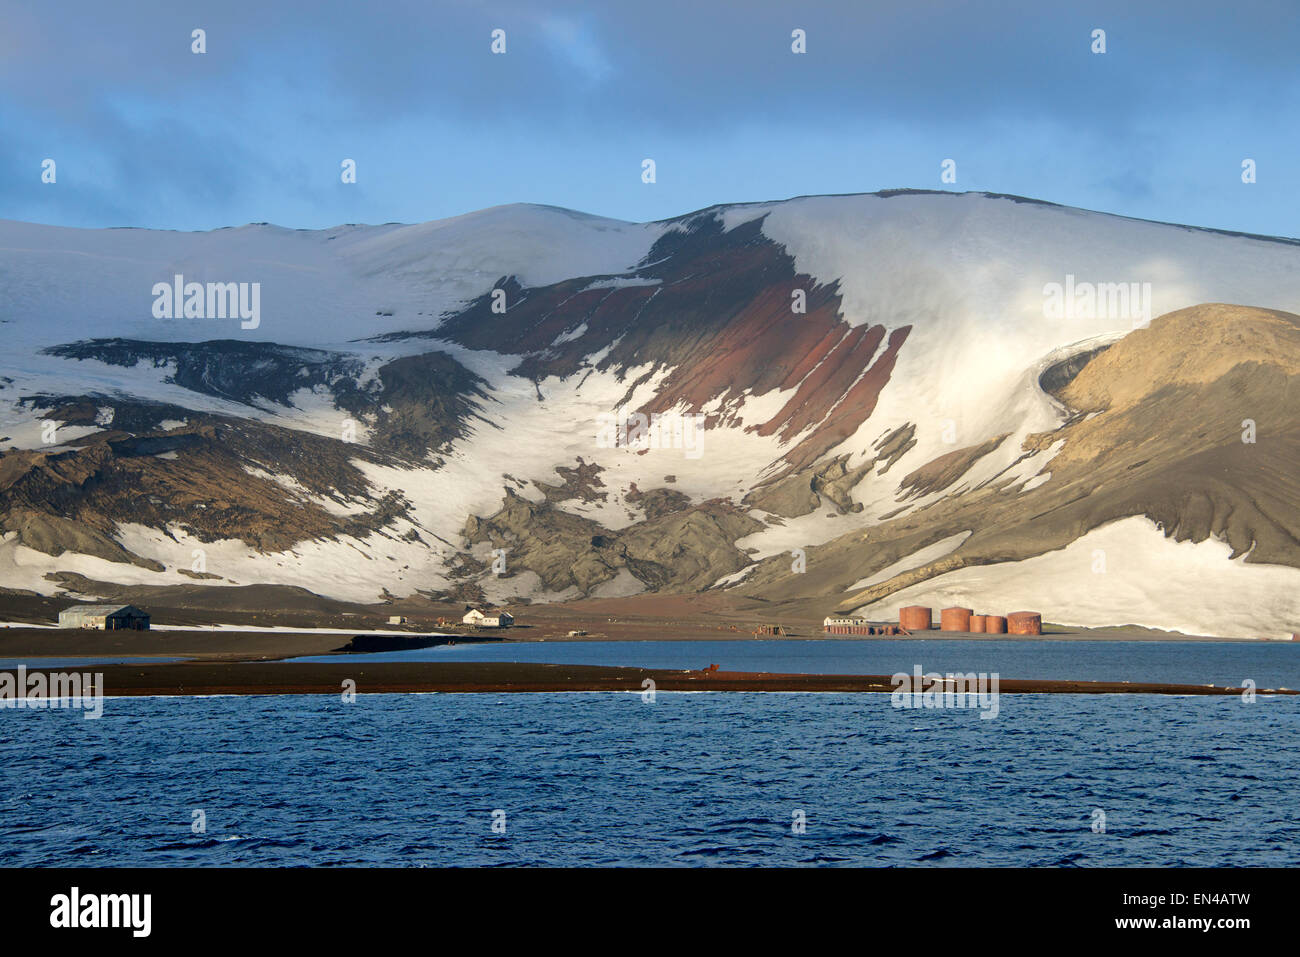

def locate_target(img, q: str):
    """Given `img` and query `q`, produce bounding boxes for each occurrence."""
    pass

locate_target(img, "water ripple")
[0,693,1296,866]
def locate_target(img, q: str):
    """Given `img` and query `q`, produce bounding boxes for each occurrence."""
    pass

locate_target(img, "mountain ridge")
[2,191,1298,637]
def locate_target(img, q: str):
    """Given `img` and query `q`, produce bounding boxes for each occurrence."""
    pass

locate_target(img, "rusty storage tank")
[940,607,973,631]
[969,614,987,633]
[900,606,933,630]
[1007,611,1042,635]
[984,615,1007,634]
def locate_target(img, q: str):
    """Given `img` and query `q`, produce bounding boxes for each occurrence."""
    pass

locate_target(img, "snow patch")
[855,516,1300,640]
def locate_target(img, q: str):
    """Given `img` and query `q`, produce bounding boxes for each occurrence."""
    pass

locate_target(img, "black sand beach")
[1,659,1291,697]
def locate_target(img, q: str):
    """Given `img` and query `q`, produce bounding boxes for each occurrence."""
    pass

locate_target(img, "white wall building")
[462,608,514,628]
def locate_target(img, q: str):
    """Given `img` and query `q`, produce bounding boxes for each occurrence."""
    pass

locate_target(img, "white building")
[462,608,515,628]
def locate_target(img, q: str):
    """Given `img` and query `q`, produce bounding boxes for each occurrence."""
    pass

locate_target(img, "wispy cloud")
[538,15,613,85]
[1,0,1296,236]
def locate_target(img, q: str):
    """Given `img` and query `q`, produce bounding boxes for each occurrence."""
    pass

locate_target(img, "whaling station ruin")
[823,606,1043,636]
[57,604,151,630]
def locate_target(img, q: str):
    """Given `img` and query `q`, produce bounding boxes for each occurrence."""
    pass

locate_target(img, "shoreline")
[0,626,1289,667]
[0,661,1291,697]
[3,588,1294,647]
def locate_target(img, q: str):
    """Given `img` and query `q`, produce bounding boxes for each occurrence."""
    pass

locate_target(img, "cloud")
[538,15,613,85]
[0,0,1296,234]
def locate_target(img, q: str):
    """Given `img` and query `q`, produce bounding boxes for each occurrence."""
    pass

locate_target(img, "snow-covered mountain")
[2,190,1298,637]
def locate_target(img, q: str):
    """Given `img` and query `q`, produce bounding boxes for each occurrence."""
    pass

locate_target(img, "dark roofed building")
[57,604,150,630]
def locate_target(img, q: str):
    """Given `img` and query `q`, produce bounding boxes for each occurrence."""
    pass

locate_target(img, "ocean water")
[296,638,1300,689]
[1,692,1296,866]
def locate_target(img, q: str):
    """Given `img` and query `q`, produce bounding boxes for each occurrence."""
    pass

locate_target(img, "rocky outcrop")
[41,340,491,465]
[462,489,762,595]
[744,452,875,518]
[624,483,690,520]
[1,508,163,570]
[0,399,413,565]
[897,434,1010,499]
[356,350,493,460]
[873,423,917,474]
[534,458,608,504]
[745,425,920,519]
[45,339,364,408]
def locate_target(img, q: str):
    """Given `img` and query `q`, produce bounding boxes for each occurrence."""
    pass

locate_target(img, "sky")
[3,0,1299,235]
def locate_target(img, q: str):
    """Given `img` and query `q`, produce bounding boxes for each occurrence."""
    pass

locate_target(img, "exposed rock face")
[423,214,910,473]
[745,424,919,519]
[744,453,874,518]
[1039,345,1113,397]
[624,483,691,520]
[810,456,873,513]
[732,304,1300,612]
[535,458,607,505]
[898,434,1010,499]
[45,339,365,408]
[1,508,163,570]
[743,470,821,519]
[359,350,493,460]
[462,489,763,595]
[872,424,917,474]
[42,341,491,464]
[0,399,412,563]
[616,502,765,590]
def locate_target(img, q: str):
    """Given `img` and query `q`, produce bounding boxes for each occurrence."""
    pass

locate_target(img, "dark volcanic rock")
[462,489,762,595]
[41,340,493,464]
[44,338,364,408]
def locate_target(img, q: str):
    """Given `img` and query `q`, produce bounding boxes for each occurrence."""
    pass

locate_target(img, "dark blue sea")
[2,674,1297,866]
[296,638,1300,688]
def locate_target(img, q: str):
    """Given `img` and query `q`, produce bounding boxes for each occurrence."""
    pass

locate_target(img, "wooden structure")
[823,617,908,636]
[57,604,150,631]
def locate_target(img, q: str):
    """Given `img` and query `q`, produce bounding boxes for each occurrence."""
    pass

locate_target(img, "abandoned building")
[57,604,151,630]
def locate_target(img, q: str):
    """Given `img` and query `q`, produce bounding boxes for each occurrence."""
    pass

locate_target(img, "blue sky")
[3,0,1298,235]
